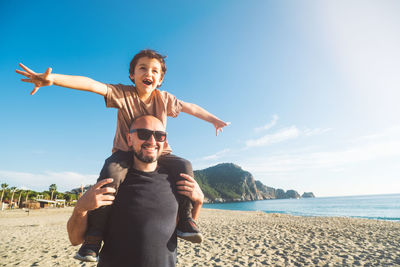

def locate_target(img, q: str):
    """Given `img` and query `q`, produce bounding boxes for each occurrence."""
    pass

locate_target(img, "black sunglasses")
[129,128,167,142]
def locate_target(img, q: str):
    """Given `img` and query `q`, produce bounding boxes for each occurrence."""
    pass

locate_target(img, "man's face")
[130,57,164,95]
[128,117,166,163]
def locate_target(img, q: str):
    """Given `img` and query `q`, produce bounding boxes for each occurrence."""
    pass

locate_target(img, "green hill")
[194,163,313,203]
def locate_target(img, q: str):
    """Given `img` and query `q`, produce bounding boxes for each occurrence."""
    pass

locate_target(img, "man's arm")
[16,63,108,96]
[67,207,89,246]
[176,174,204,220]
[67,179,116,246]
[181,102,230,136]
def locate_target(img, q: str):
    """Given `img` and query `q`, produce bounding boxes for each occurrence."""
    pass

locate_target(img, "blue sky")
[1,0,399,196]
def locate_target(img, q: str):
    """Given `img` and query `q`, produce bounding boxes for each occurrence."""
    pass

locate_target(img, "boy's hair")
[129,49,167,86]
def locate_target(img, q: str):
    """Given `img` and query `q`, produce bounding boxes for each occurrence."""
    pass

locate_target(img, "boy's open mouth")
[143,78,152,86]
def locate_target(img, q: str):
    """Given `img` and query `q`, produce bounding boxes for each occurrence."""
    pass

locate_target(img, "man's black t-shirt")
[98,167,179,267]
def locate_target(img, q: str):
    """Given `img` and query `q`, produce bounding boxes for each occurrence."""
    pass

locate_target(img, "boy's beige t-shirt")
[105,84,183,154]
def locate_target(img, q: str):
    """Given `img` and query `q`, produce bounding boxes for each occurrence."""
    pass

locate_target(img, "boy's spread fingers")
[21,79,34,83]
[44,67,52,77]
[30,87,39,95]
[16,69,31,77]
[19,63,35,74]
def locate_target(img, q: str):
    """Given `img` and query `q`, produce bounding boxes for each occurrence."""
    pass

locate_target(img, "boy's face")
[130,57,164,95]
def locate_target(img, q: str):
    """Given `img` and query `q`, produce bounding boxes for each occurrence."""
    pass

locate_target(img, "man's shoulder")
[156,165,169,176]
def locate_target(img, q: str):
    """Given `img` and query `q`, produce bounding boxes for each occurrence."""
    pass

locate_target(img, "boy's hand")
[213,120,231,136]
[16,63,54,95]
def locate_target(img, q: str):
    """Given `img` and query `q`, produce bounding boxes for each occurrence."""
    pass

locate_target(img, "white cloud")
[254,114,279,133]
[200,149,231,161]
[358,125,400,141]
[246,126,300,147]
[241,139,400,175]
[0,170,97,192]
[303,128,332,136]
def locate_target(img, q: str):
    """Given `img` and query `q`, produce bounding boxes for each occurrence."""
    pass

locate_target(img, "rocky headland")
[194,163,315,203]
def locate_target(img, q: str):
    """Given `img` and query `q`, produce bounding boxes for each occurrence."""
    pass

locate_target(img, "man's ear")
[127,133,133,146]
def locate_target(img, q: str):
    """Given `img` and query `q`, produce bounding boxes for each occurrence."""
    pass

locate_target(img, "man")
[67,115,204,266]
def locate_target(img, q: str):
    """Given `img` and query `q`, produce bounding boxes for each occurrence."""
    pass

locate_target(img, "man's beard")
[134,144,160,163]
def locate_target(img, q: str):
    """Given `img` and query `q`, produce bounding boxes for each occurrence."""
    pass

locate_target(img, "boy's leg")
[75,150,132,262]
[158,154,203,243]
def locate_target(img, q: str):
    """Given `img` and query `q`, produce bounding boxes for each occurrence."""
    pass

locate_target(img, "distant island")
[194,163,315,203]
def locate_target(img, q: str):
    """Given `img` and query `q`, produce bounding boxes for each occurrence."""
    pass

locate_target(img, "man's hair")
[130,115,165,131]
[129,49,167,86]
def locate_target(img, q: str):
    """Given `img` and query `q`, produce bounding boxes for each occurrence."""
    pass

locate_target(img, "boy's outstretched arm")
[16,63,108,96]
[181,102,230,136]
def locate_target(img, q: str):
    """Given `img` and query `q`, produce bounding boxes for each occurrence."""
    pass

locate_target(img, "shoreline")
[1,208,399,266]
[203,194,400,223]
[203,207,400,223]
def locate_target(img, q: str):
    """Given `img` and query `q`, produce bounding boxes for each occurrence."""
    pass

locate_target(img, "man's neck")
[133,156,158,172]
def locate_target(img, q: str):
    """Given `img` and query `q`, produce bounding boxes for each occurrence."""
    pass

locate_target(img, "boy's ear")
[157,77,164,88]
[129,74,135,80]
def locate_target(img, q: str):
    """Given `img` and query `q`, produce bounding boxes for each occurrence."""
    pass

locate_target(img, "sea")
[203,193,400,222]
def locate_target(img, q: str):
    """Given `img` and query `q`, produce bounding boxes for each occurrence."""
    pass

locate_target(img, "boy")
[16,49,229,262]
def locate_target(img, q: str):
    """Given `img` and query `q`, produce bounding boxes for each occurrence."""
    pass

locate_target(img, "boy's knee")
[175,158,193,176]
[106,162,129,184]
[98,154,131,187]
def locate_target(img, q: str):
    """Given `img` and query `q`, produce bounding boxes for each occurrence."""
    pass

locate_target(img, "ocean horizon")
[203,193,400,222]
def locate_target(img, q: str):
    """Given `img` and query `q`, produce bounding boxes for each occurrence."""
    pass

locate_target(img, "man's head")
[127,115,166,164]
[129,49,167,90]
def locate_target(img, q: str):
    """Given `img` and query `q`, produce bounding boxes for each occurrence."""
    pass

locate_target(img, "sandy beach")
[0,208,399,266]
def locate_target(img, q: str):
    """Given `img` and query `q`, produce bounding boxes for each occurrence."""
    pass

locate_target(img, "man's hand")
[16,63,54,95]
[67,178,115,246]
[213,119,231,136]
[74,178,116,215]
[176,174,204,205]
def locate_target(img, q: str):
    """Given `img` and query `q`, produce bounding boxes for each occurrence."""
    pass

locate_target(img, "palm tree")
[49,184,57,200]
[10,187,17,208]
[25,190,31,203]
[17,190,24,208]
[1,183,8,203]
